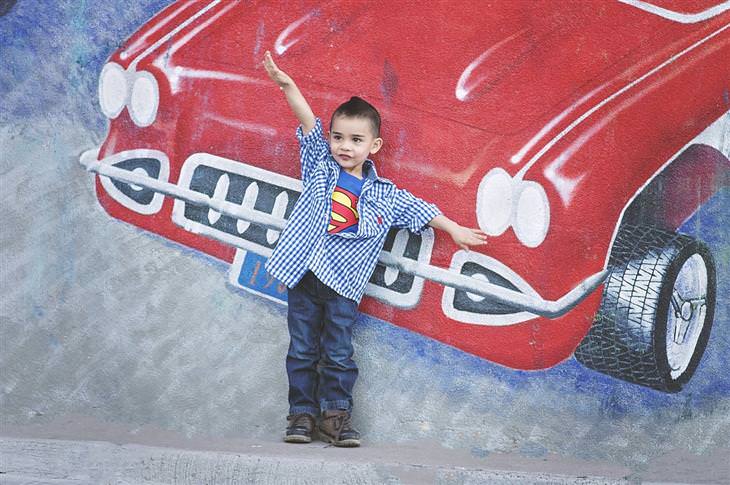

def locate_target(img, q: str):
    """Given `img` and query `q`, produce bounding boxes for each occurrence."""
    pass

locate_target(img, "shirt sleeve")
[296,118,330,184]
[391,188,442,233]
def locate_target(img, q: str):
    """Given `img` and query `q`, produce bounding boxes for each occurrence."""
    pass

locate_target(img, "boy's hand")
[263,50,294,88]
[429,215,487,251]
[261,50,316,133]
[449,225,488,251]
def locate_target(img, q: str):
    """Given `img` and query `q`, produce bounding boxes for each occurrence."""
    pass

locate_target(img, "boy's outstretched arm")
[263,50,316,134]
[429,215,488,251]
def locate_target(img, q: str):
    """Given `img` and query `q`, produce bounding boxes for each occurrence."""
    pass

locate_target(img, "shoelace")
[328,413,351,441]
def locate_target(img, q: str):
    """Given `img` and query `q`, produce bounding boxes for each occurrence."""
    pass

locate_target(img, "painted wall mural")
[80,0,729,393]
[4,0,730,473]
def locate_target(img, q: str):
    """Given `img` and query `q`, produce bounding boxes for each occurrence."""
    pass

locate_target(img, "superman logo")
[328,187,359,234]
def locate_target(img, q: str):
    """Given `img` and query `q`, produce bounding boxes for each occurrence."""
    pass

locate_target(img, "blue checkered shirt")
[265,118,441,303]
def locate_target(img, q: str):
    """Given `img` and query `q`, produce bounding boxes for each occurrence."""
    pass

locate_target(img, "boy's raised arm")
[263,51,316,135]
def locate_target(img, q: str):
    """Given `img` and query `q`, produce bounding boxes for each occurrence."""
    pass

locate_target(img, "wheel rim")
[666,253,708,379]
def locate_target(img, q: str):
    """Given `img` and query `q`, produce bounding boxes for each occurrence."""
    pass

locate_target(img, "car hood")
[115,0,728,188]
[135,0,724,136]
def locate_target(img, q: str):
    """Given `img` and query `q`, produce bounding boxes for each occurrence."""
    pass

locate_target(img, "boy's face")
[328,115,383,178]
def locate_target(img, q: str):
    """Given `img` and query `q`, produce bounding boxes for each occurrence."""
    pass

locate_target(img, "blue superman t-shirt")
[328,170,364,234]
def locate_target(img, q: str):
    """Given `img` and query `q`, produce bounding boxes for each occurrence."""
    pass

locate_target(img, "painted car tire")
[574,224,716,392]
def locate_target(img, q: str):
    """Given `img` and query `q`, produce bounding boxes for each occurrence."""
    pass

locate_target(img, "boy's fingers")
[464,229,486,239]
[263,51,278,71]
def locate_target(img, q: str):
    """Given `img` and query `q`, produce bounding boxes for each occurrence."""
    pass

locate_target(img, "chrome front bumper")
[80,148,607,320]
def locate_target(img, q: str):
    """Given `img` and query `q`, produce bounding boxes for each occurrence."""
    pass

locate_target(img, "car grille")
[453,262,523,314]
[175,153,433,308]
[97,149,169,216]
[180,163,299,251]
[366,226,433,308]
[442,251,538,326]
[108,158,162,205]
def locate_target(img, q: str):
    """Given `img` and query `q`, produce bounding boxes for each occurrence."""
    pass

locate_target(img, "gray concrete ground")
[2,415,729,484]
[0,437,627,485]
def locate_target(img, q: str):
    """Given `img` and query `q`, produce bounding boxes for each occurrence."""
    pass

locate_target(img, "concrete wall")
[2,0,729,473]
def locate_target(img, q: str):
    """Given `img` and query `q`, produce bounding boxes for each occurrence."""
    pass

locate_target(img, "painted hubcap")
[666,254,708,379]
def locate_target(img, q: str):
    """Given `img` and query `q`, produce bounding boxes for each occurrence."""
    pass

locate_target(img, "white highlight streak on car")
[511,83,607,165]
[516,24,730,180]
[121,0,196,60]
[165,1,237,59]
[130,0,221,69]
[275,13,315,55]
[455,29,528,102]
[618,0,730,23]
[173,67,269,85]
[204,113,278,137]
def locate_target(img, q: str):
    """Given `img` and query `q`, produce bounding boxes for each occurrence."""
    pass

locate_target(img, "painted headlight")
[513,181,550,248]
[476,168,513,235]
[476,168,551,247]
[98,62,127,119]
[128,71,159,127]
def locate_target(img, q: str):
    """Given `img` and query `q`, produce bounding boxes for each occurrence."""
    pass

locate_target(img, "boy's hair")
[330,96,381,137]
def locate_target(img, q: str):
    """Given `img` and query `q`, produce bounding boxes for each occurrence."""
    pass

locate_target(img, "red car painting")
[81,0,730,392]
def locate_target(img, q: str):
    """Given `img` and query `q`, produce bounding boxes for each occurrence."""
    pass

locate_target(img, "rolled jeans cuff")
[321,399,351,412]
[289,405,319,417]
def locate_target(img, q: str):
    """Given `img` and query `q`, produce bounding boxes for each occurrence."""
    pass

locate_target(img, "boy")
[262,51,486,447]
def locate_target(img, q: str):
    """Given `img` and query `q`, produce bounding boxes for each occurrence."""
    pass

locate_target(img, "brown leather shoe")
[284,413,316,443]
[318,410,360,447]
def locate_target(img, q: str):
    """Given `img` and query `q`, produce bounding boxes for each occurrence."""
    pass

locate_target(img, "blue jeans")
[286,271,359,416]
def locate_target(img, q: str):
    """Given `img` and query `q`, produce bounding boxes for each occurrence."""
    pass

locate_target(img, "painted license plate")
[229,249,288,304]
